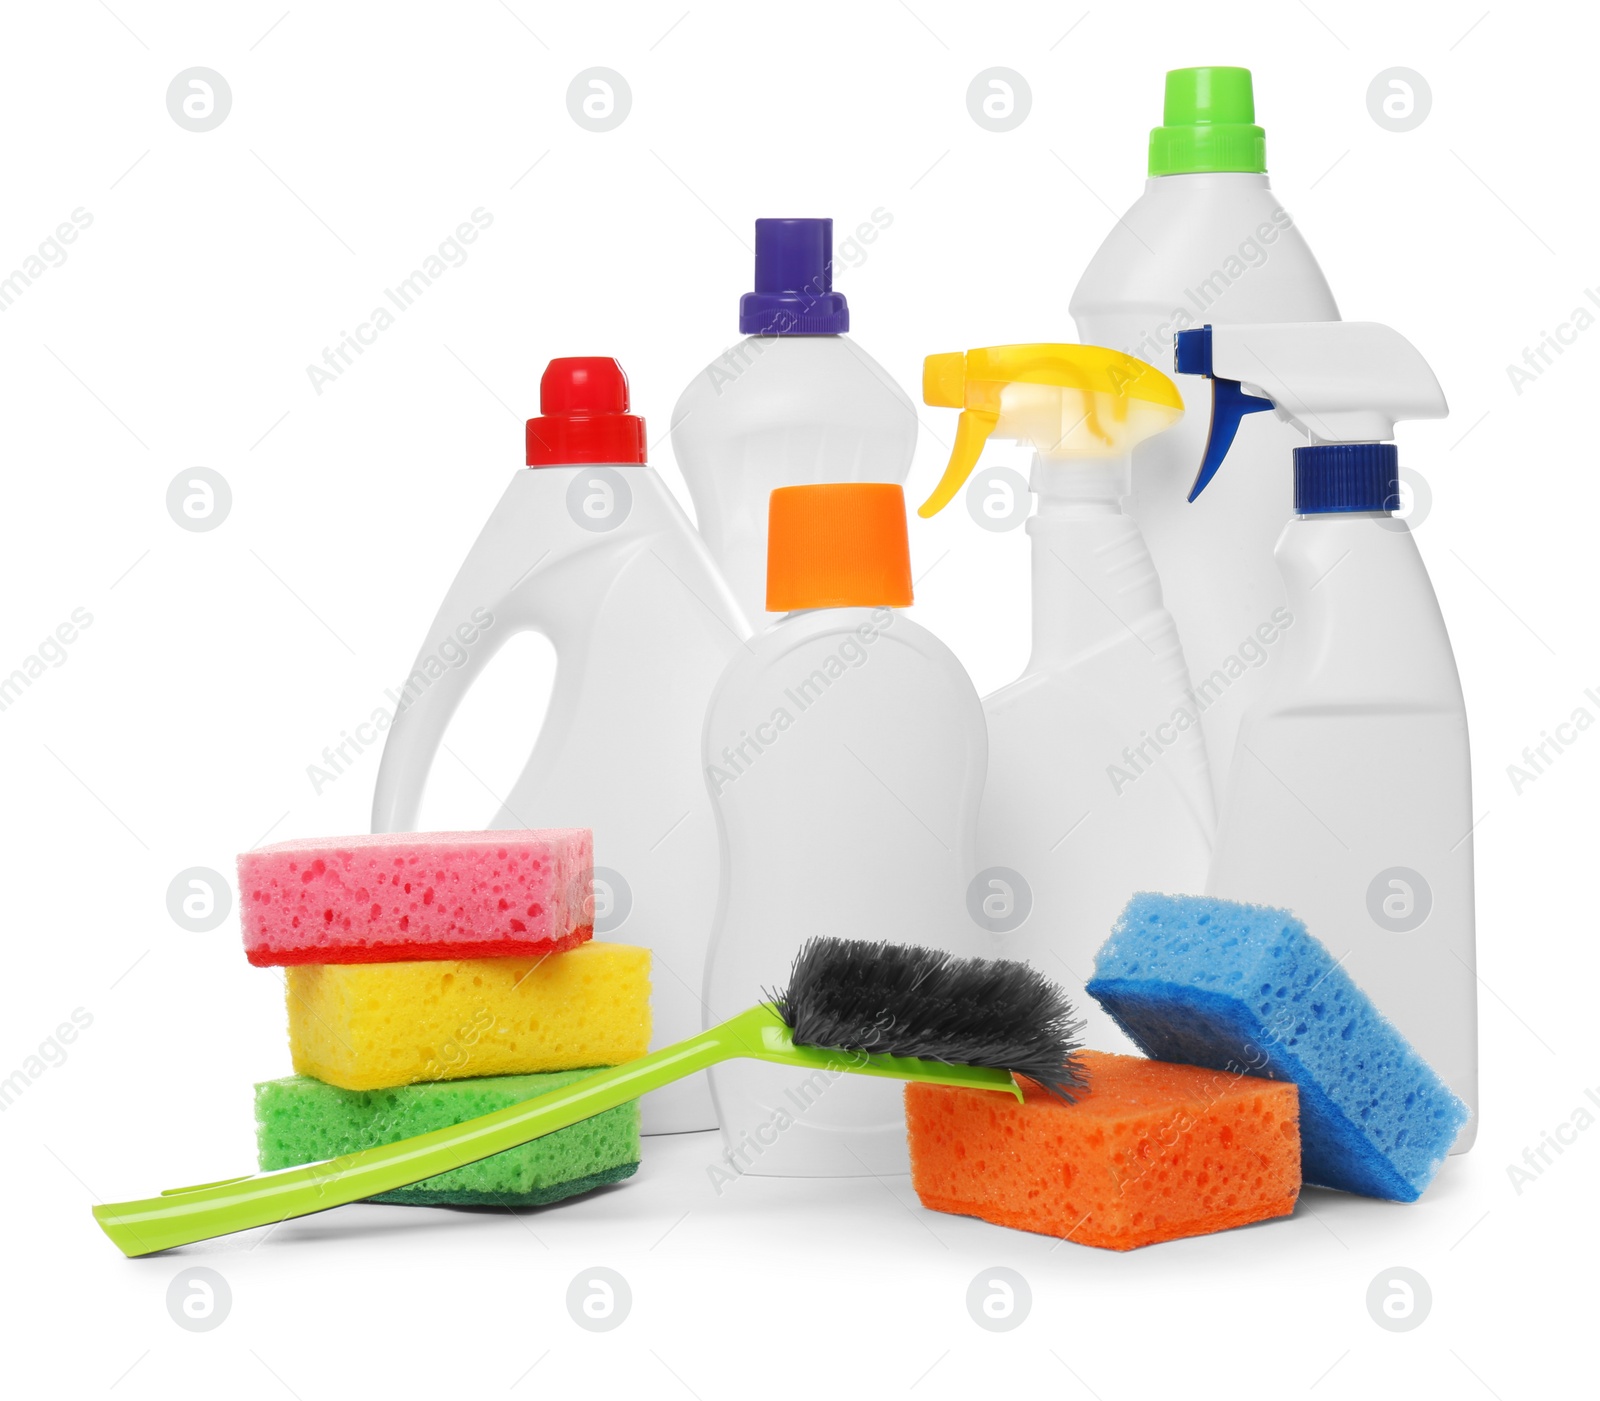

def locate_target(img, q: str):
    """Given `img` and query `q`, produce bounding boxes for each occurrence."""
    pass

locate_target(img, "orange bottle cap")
[766,483,914,612]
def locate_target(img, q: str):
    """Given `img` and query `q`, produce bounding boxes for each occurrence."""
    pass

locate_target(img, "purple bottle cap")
[738,218,849,336]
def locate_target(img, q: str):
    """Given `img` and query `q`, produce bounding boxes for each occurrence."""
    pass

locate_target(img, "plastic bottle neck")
[1029,453,1130,515]
[1146,170,1271,193]
[779,604,901,622]
[1295,510,1394,522]
[1024,454,1162,669]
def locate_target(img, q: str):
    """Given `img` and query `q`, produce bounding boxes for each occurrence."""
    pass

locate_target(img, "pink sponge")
[238,830,592,967]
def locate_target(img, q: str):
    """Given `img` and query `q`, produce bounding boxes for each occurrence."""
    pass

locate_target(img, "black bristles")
[769,937,1089,1102]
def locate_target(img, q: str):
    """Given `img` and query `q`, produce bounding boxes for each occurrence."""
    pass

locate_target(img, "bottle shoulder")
[741,607,959,662]
[703,609,988,819]
[1278,512,1428,577]
[1071,173,1339,338]
[498,462,695,531]
[671,335,916,436]
[709,609,978,704]
[489,466,739,592]
[1278,517,1447,632]
[1264,516,1463,708]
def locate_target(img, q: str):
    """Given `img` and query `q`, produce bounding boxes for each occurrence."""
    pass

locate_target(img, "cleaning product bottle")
[1071,66,1340,795]
[672,217,918,626]
[701,483,987,1176]
[1178,320,1477,1148]
[371,356,750,1135]
[918,345,1215,1050]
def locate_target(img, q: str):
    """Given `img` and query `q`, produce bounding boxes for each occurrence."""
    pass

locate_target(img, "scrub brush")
[95,938,1086,1255]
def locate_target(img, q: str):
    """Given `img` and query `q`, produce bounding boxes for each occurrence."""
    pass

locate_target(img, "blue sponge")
[1086,893,1470,1202]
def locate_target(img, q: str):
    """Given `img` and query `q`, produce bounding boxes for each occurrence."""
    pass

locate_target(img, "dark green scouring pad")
[255,1069,640,1207]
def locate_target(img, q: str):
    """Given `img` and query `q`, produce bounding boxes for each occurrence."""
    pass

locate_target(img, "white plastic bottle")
[1180,320,1478,1149]
[672,216,917,627]
[917,345,1214,1050]
[702,483,986,1176]
[371,356,750,1135]
[1071,66,1339,793]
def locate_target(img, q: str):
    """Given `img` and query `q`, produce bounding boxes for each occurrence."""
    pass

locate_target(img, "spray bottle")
[1179,321,1477,1147]
[918,345,1215,1049]
[672,217,917,627]
[371,357,750,1134]
[1071,66,1340,796]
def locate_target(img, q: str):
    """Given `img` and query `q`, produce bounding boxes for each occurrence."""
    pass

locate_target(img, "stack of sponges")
[906,893,1469,1250]
[240,831,652,1208]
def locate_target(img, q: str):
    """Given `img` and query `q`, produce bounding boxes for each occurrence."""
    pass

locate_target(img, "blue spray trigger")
[1188,378,1276,500]
[1173,326,1275,501]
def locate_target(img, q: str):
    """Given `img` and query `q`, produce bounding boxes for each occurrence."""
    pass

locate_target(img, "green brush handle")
[93,1004,1019,1257]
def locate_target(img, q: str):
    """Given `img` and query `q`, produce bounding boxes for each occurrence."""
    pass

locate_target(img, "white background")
[2,2,1595,1397]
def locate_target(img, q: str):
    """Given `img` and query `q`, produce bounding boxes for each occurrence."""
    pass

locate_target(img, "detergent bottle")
[371,356,749,1134]
[702,483,986,1176]
[1179,321,1477,1148]
[1071,66,1340,795]
[672,217,918,626]
[918,345,1215,1050]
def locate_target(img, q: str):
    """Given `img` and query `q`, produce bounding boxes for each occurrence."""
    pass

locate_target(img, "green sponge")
[255,1070,640,1207]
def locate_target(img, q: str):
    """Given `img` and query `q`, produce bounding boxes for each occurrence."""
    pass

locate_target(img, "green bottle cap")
[1148,66,1267,176]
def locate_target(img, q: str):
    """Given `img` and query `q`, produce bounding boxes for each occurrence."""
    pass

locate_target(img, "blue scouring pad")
[1086,893,1470,1202]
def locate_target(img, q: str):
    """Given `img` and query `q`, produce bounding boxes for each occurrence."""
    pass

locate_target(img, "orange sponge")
[906,1051,1300,1250]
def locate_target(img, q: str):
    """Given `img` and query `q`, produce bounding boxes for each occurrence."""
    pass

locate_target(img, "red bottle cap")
[525,357,648,466]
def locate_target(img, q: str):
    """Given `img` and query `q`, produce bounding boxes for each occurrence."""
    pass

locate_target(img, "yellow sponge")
[286,942,651,1091]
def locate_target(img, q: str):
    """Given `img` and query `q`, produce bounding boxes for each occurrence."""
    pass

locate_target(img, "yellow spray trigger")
[917,344,1184,517]
[918,408,999,518]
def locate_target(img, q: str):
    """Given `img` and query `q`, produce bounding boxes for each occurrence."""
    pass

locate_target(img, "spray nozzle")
[918,344,1183,518]
[1177,321,1448,513]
